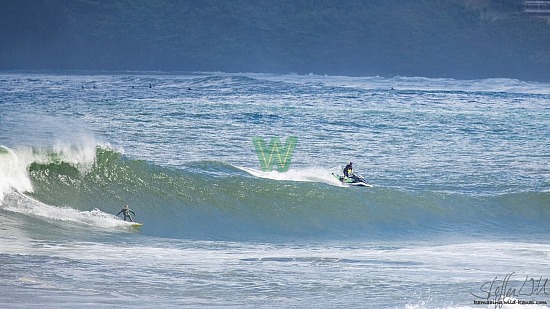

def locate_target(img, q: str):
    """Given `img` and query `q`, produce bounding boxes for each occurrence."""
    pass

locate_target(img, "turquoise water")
[1,72,549,308]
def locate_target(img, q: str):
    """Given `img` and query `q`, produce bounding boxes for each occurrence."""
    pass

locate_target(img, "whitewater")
[0,71,549,308]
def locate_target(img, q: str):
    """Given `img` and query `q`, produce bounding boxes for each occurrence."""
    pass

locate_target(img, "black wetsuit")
[117,207,136,222]
[343,164,353,177]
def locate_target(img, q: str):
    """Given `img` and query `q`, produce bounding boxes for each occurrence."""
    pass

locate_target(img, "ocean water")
[0,71,549,308]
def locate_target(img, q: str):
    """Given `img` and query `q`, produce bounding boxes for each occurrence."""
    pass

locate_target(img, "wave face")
[2,145,548,241]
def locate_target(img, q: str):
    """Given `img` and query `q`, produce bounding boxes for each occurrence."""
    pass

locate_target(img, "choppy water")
[1,71,549,308]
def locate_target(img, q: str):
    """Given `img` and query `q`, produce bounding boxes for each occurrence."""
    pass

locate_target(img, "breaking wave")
[1,144,549,241]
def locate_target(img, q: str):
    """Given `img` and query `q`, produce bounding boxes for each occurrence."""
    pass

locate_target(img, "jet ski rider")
[343,162,353,178]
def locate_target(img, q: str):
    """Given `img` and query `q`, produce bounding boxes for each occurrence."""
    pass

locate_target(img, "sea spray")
[0,138,110,204]
[0,146,33,202]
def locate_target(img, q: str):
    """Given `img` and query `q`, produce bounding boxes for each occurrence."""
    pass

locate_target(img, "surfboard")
[130,222,143,227]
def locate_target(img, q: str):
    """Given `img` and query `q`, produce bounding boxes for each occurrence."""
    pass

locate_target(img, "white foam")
[0,146,34,202]
[0,137,115,204]
[3,192,132,229]
[237,166,346,187]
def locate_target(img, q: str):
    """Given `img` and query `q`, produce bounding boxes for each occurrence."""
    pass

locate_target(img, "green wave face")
[15,147,550,241]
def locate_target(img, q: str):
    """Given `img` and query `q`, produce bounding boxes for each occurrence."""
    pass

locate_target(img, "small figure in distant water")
[81,85,84,90]
[117,205,136,222]
[343,162,353,178]
[149,83,152,88]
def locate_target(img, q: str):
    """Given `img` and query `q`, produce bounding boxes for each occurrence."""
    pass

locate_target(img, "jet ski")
[332,173,373,187]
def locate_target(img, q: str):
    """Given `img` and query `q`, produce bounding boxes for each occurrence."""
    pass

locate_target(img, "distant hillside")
[1,0,549,81]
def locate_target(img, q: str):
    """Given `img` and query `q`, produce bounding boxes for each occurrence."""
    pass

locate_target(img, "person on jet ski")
[343,162,353,178]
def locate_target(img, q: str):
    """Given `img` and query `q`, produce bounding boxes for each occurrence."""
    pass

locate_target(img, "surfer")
[343,162,353,178]
[117,205,136,222]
